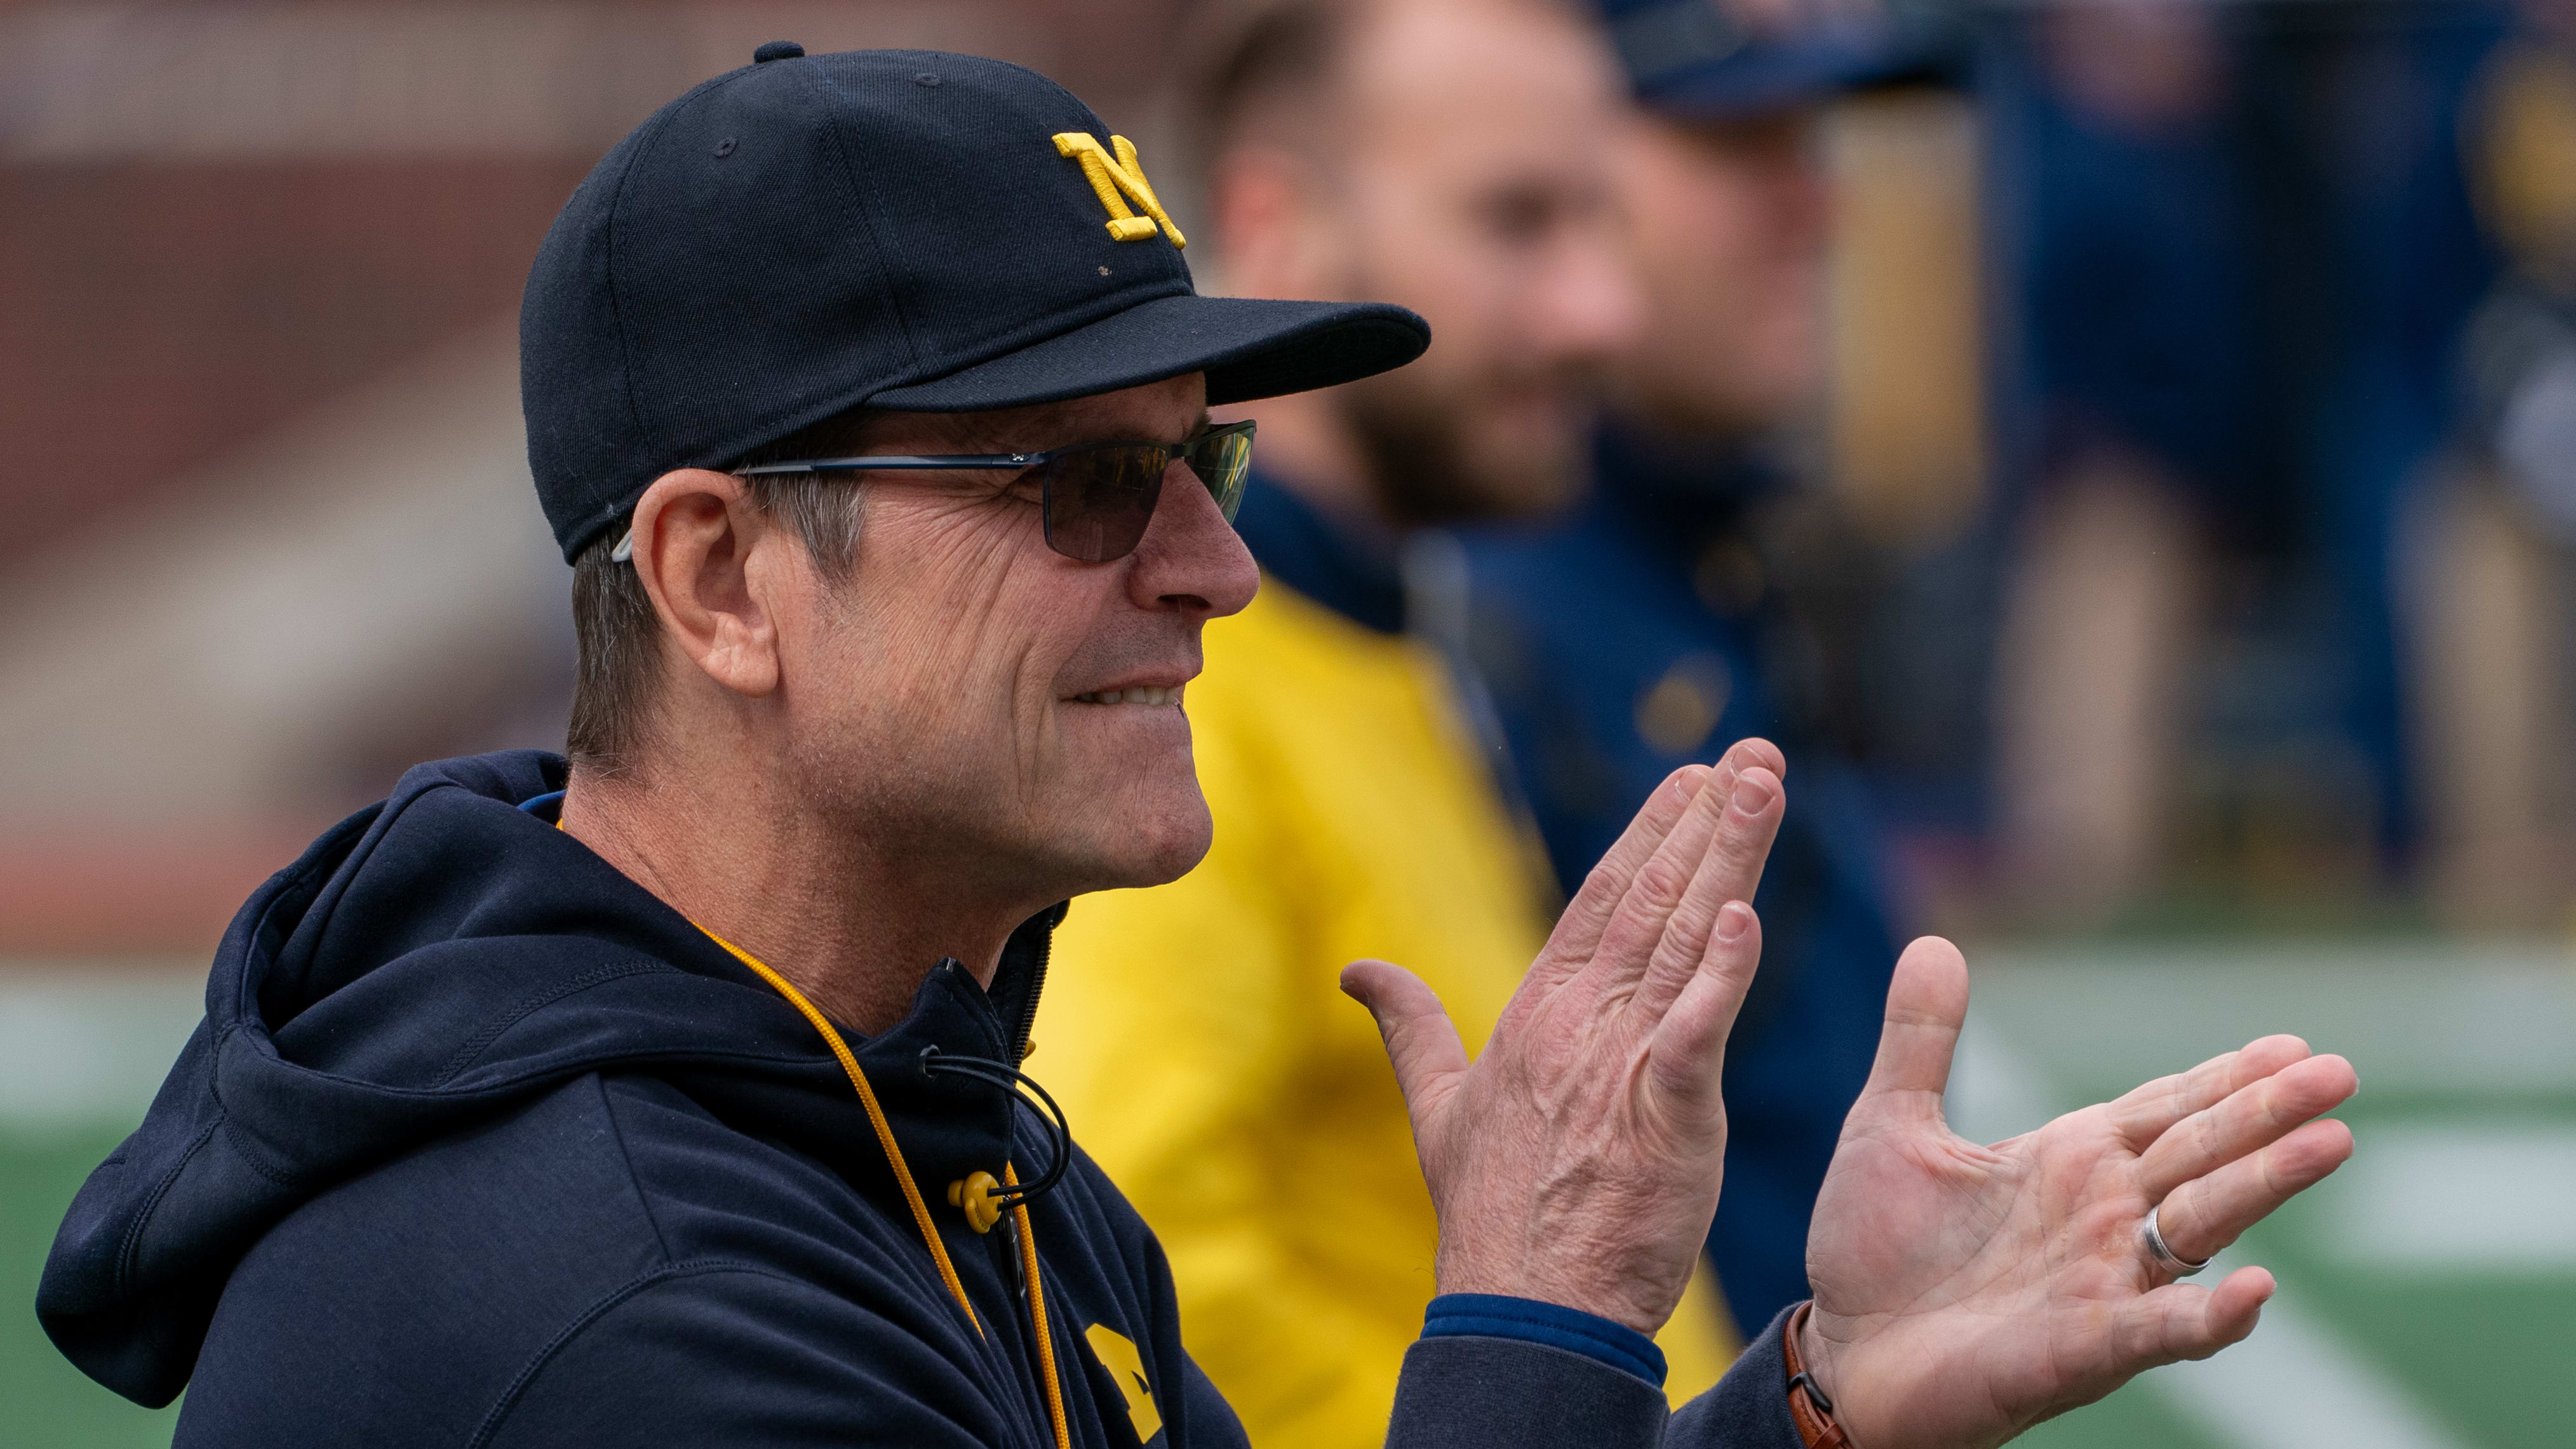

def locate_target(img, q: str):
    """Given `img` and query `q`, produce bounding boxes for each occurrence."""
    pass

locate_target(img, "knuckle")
[2165,1180,2205,1241]
[2150,1076,2185,1121]
[1644,938,1695,983]
[2261,1079,2302,1128]
[1667,889,1721,934]
[1576,863,1623,908]
[2256,1143,2297,1197]
[1635,858,1691,908]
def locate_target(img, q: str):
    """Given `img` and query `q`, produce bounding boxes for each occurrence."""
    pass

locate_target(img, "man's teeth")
[1074,686,1183,706]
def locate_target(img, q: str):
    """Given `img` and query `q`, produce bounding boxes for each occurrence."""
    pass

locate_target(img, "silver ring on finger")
[2140,1203,2212,1278]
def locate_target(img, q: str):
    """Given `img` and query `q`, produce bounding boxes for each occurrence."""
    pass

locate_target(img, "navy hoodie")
[39,751,1807,1448]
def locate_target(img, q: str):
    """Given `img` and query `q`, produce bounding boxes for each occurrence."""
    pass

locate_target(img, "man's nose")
[1125,459,1260,618]
[1774,156,1834,255]
[1529,224,1646,368]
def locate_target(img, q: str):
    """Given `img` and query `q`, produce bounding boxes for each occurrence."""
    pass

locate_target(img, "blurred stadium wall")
[0,0,1193,958]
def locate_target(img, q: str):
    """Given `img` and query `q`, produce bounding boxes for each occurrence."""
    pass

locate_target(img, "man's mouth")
[1070,686,1184,706]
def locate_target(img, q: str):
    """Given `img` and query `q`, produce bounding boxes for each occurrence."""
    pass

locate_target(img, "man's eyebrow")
[968,405,1214,456]
[1041,407,1212,450]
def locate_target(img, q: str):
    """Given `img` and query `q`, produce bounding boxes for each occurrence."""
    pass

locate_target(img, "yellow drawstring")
[1008,1165,1073,1449]
[695,926,983,1339]
[554,810,1059,1435]
[699,926,1077,1449]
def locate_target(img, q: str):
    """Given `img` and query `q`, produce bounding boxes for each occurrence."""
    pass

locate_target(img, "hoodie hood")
[39,750,1048,1407]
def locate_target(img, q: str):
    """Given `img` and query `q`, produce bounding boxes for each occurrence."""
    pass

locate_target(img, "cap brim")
[865,293,1430,413]
[1638,39,1935,119]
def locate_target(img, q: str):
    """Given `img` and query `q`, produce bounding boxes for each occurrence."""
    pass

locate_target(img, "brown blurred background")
[0,1,2001,960]
[0,1,1194,955]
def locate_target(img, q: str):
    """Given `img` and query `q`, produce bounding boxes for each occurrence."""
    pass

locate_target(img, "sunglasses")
[732,418,1257,564]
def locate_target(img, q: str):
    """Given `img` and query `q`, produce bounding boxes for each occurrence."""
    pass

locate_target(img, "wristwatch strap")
[1782,1302,1855,1449]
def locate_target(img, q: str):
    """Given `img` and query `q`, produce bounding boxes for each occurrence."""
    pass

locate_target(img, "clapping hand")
[1349,742,2358,1449]
[1801,937,2358,1449]
[1343,741,1787,1331]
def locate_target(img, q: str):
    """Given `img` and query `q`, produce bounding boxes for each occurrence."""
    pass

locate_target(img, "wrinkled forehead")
[1329,0,1626,214]
[1343,0,1623,138]
[866,372,1211,454]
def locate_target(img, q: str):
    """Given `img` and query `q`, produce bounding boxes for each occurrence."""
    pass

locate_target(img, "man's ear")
[626,468,784,700]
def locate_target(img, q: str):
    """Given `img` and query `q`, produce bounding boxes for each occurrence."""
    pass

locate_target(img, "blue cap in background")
[1597,0,1938,118]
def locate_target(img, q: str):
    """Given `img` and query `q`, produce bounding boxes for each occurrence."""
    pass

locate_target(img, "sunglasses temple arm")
[737,455,1038,476]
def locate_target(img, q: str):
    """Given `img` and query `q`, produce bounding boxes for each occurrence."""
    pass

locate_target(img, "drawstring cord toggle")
[948,1171,1005,1233]
[920,1044,1073,1231]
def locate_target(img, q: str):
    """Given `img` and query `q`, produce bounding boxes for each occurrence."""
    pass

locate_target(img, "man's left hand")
[1802,936,2359,1449]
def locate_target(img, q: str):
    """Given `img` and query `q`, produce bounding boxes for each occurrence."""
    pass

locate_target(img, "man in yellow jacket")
[1038,1,1737,1442]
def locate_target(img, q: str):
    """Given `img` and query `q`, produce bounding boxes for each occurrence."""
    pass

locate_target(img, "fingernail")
[1731,771,1774,812]
[1717,902,1751,941]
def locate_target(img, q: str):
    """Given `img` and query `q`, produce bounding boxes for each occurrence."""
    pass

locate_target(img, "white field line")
[2321,1124,2576,1271]
[1949,1020,2473,1449]
[1966,949,2576,1098]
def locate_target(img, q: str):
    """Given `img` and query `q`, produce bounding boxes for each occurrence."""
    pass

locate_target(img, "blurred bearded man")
[1455,0,1932,1340]
[1035,2,1748,1444]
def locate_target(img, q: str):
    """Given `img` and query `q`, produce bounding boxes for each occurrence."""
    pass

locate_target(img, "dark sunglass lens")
[1042,445,1167,562]
[1186,426,1254,522]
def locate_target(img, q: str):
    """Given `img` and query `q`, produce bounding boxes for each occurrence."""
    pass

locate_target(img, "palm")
[1812,1102,2163,1440]
[1802,939,2358,1449]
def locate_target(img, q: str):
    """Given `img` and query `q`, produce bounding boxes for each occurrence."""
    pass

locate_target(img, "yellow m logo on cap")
[1054,133,1187,248]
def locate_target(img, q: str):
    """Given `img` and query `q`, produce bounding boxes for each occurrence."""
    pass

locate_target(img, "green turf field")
[5,1126,184,1447]
[2,970,199,1448]
[3,946,2566,1448]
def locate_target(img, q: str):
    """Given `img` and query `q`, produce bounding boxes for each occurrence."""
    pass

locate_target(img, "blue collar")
[1591,421,1784,544]
[1231,471,1408,636]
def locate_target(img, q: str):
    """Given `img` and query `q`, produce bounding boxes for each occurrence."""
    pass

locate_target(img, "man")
[1036,5,1733,1444]
[1459,0,1922,1333]
[40,43,2356,1449]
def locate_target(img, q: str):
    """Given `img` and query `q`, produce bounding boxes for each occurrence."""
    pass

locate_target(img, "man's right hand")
[1343,739,1788,1335]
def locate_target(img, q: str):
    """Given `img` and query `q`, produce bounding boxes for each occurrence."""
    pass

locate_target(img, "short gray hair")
[565,407,880,776]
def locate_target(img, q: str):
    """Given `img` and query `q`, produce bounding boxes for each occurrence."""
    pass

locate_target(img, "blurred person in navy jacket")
[1983,0,2504,922]
[1457,0,1920,1338]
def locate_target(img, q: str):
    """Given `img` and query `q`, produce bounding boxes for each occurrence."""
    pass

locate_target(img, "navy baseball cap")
[521,44,1429,562]
[1597,0,1927,119]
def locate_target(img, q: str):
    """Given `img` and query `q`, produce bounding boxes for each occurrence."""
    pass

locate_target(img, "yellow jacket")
[1040,578,1736,1448]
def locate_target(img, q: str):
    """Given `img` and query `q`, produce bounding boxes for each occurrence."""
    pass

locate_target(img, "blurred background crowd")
[18,0,2576,948]
[4,0,2573,1445]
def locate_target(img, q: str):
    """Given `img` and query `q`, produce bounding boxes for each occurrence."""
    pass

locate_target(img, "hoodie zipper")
[997,901,1068,1065]
[702,919,1077,1449]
